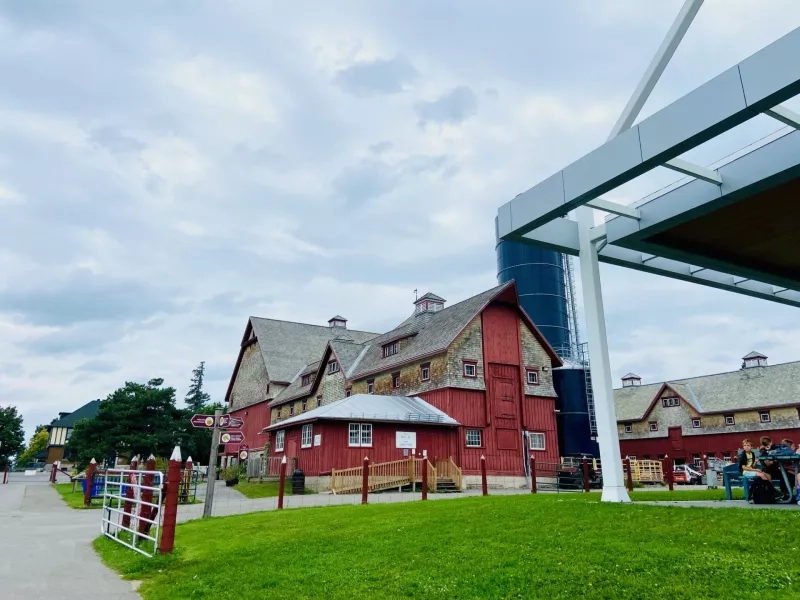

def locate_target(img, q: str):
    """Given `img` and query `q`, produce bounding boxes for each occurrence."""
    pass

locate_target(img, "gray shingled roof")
[249,318,379,383]
[264,394,460,430]
[417,292,445,303]
[742,350,767,359]
[330,339,368,375]
[614,360,800,421]
[270,361,320,405]
[349,283,512,379]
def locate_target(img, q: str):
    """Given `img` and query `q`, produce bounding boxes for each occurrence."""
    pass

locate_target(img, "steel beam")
[765,104,800,129]
[585,198,641,219]
[663,157,722,184]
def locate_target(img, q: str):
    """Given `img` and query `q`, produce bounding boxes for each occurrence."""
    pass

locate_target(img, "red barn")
[224,281,563,489]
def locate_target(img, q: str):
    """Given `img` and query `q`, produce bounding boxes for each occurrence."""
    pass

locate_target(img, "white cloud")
[0,183,23,205]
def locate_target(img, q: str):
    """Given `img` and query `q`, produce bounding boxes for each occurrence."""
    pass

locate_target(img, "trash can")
[706,468,718,489]
[291,469,305,495]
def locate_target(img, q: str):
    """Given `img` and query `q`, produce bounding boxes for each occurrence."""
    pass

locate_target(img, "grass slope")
[53,482,101,509]
[95,493,799,600]
[235,480,314,499]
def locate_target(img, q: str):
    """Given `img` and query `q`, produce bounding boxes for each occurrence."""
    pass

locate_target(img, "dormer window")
[383,342,398,358]
[742,351,768,369]
[327,360,340,374]
[621,373,641,387]
[301,374,313,387]
[661,397,680,408]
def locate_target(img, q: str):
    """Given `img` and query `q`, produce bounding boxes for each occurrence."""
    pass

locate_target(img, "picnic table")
[759,454,799,504]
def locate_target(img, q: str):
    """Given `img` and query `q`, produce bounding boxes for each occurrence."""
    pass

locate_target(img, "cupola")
[621,373,642,387]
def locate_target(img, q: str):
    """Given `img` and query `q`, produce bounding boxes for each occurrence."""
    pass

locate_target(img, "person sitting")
[738,439,770,481]
[759,436,789,500]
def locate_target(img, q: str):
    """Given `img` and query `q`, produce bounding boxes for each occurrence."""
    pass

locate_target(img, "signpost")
[191,414,244,429]
[219,431,244,444]
[219,415,244,428]
[239,446,249,461]
[203,408,223,519]
[191,414,216,428]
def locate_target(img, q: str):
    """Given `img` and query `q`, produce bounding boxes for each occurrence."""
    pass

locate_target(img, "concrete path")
[0,472,140,599]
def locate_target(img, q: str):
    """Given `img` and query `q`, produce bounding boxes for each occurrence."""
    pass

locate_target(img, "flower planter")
[225,477,239,487]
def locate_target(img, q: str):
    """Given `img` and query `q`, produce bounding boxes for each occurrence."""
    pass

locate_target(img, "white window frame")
[466,429,482,447]
[691,418,701,428]
[275,430,285,452]
[383,342,398,358]
[345,388,352,397]
[526,369,539,385]
[367,380,374,394]
[301,424,313,448]
[328,360,339,374]
[289,404,295,416]
[392,372,400,388]
[624,424,632,433]
[648,421,658,432]
[724,415,735,426]
[759,411,771,423]
[348,423,372,447]
[420,364,430,382]
[463,362,477,377]
[528,432,546,451]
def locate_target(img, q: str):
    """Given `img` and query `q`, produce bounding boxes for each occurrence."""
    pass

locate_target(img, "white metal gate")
[101,469,164,557]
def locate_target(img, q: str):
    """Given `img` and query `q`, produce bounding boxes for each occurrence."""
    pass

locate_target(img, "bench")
[722,463,783,500]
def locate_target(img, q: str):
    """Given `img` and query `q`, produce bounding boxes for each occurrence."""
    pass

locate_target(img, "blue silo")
[496,239,599,457]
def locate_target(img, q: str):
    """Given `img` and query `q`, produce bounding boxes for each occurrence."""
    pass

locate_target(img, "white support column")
[576,206,630,502]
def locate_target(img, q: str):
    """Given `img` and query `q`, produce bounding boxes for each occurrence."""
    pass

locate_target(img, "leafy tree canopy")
[67,378,188,470]
[16,428,49,467]
[0,405,25,467]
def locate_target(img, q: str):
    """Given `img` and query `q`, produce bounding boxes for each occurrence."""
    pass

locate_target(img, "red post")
[277,456,287,510]
[582,457,590,492]
[480,455,488,496]
[530,455,537,494]
[138,455,156,535]
[158,447,181,554]
[49,462,56,483]
[83,458,97,507]
[421,459,428,501]
[121,455,139,529]
[624,458,634,492]
[361,457,370,505]
[2,463,8,484]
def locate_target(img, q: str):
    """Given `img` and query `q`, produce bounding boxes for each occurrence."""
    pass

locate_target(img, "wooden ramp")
[331,457,462,495]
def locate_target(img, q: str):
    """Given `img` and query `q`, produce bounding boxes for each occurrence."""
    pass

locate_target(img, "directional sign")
[219,430,245,444]
[239,445,249,461]
[219,415,244,428]
[191,414,216,428]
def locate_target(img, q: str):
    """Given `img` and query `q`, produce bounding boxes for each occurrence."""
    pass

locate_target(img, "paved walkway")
[0,472,140,599]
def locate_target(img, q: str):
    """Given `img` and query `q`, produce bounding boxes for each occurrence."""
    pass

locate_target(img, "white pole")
[578,0,703,502]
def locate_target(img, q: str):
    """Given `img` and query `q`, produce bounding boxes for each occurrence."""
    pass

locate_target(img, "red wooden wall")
[524,395,560,464]
[269,422,459,475]
[224,402,272,455]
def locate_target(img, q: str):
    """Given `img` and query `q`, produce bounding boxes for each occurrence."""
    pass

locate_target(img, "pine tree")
[185,361,211,412]
[0,405,25,468]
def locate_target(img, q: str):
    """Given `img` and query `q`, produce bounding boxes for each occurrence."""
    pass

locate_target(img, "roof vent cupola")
[328,315,347,329]
[742,351,767,369]
[414,293,445,316]
[621,373,642,387]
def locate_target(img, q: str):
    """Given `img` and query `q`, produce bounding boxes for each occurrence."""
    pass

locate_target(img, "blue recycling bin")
[81,477,105,498]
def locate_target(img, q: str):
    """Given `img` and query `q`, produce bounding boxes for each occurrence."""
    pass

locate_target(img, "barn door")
[287,439,297,458]
[489,363,521,451]
[668,426,683,452]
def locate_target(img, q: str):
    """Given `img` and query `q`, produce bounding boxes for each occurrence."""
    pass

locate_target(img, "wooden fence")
[435,457,463,490]
[331,457,442,495]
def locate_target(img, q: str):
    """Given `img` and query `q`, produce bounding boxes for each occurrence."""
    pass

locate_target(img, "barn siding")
[224,402,272,455]
[229,342,270,411]
[524,395,560,464]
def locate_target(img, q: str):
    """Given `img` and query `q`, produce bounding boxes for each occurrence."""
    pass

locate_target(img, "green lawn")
[94,493,799,600]
[235,480,314,499]
[53,482,102,509]
[628,488,745,501]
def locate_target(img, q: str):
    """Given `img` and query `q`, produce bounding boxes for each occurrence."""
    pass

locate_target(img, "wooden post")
[530,455,537,494]
[666,455,674,492]
[277,455,287,510]
[83,458,97,507]
[2,462,8,484]
[361,457,370,504]
[50,462,57,483]
[121,455,139,528]
[182,456,193,503]
[623,458,634,492]
[480,455,488,496]
[421,459,428,501]
[158,447,181,554]
[582,457,590,492]
[138,455,156,535]
[203,408,223,519]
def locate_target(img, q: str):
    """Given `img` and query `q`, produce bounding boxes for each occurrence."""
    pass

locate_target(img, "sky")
[1,1,799,441]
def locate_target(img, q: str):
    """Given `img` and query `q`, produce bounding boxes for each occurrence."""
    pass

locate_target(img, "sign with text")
[395,431,417,449]
[190,414,216,428]
[220,430,244,444]
[239,449,249,460]
[219,415,244,428]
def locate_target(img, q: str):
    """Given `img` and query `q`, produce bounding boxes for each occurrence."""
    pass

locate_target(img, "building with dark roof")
[223,281,563,487]
[614,352,800,468]
[45,400,100,464]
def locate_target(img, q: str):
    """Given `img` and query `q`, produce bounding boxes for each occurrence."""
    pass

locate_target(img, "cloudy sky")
[1,1,799,439]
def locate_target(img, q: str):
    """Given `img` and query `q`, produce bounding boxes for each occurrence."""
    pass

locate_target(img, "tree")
[16,428,49,468]
[185,361,211,412]
[0,405,25,468]
[67,378,189,470]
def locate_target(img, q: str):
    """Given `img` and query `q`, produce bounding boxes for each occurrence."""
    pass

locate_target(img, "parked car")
[24,462,46,472]
[673,464,703,485]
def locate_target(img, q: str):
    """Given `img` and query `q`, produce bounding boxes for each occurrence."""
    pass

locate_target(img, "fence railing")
[331,457,437,494]
[101,469,164,558]
[435,457,463,490]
